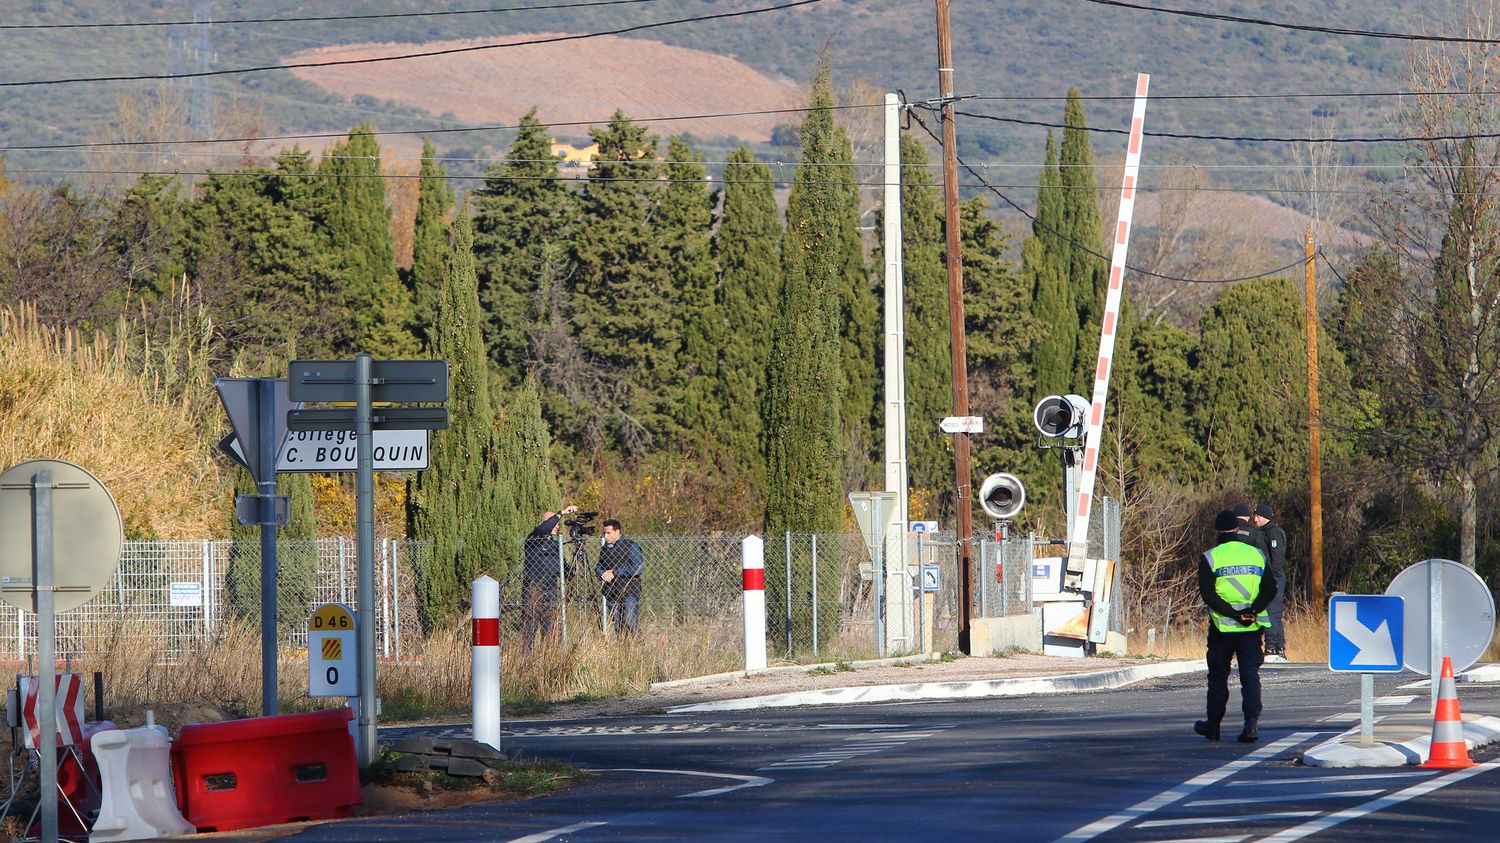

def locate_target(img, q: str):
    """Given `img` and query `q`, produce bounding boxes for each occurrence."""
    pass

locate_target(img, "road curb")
[649,654,944,691]
[665,659,1201,713]
[1302,715,1500,768]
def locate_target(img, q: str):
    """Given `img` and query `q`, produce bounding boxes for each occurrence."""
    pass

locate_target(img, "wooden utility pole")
[1305,232,1324,604]
[934,0,974,652]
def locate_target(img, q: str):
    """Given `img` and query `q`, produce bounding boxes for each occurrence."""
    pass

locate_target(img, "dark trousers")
[1205,626,1264,723]
[520,583,559,649]
[1265,575,1287,652]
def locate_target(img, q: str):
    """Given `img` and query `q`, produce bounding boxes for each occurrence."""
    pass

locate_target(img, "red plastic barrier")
[171,707,362,832]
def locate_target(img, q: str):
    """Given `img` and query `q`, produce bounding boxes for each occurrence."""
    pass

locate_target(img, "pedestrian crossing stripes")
[757,727,953,771]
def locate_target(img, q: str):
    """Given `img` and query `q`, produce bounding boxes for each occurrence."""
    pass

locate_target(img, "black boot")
[1238,719,1259,743]
[1193,720,1221,741]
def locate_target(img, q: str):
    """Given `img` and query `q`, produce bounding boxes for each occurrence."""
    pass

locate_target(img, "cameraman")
[520,504,577,648]
[596,519,643,633]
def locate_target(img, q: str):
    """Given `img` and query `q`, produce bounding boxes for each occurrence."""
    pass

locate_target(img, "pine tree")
[571,112,678,449]
[409,138,453,345]
[318,126,416,356]
[407,210,514,629]
[1025,134,1076,397]
[1059,90,1109,390]
[656,136,720,451]
[473,109,575,385]
[894,134,953,502]
[763,57,847,535]
[714,147,781,486]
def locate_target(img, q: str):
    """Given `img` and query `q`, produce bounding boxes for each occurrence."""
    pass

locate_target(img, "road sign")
[169,582,203,608]
[921,565,941,592]
[1328,595,1404,672]
[235,494,289,526]
[849,492,899,550]
[287,407,451,432]
[308,603,357,697]
[0,459,123,613]
[223,429,430,473]
[289,359,450,404]
[939,416,984,434]
[216,378,292,484]
[910,521,939,533]
[1386,558,1496,675]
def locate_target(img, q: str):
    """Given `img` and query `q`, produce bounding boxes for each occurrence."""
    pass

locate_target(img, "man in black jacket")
[595,519,643,633]
[520,504,577,647]
[1195,509,1278,743]
[1253,503,1289,661]
[1233,503,1270,562]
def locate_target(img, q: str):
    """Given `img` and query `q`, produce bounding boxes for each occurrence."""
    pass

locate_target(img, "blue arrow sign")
[1328,594,1405,672]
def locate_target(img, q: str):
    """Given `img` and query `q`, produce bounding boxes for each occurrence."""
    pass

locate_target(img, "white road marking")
[756,725,952,770]
[1256,761,1500,842]
[1055,731,1321,842]
[1150,836,1250,843]
[1341,695,1415,706]
[590,768,773,799]
[1137,812,1321,829]
[506,821,608,842]
[1188,789,1382,807]
[1226,770,1436,787]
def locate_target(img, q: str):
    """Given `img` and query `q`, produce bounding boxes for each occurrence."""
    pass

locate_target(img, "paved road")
[290,665,1500,842]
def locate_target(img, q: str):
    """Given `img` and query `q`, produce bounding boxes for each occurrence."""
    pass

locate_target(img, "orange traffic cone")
[1420,655,1474,769]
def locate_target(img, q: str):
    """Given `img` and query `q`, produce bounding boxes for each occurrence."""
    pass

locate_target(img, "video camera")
[564,511,600,537]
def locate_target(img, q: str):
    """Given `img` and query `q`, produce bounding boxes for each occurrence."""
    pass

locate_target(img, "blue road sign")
[1328,594,1405,672]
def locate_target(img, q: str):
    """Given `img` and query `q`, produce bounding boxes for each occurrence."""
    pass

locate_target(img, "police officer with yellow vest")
[1194,509,1278,743]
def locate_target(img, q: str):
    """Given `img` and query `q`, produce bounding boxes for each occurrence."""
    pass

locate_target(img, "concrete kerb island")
[665,659,1201,714]
[1302,666,1500,768]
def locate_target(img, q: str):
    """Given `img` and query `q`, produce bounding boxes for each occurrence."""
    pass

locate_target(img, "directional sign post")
[939,416,984,435]
[1329,594,1405,745]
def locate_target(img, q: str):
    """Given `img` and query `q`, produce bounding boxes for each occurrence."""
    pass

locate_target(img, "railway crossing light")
[1033,394,1090,439]
[978,473,1026,521]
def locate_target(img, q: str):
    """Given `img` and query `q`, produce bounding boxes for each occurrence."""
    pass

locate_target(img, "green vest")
[1205,541,1271,633]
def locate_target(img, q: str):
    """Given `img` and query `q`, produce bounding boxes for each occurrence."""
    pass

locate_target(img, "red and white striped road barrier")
[471,575,500,750]
[22,672,85,749]
[1068,72,1152,561]
[742,535,767,671]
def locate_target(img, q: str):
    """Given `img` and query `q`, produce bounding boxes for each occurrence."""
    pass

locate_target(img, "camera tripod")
[557,528,595,638]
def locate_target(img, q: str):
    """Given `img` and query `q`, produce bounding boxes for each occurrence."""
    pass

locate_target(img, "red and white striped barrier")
[742,535,767,671]
[471,575,500,750]
[1068,72,1151,562]
[21,672,85,749]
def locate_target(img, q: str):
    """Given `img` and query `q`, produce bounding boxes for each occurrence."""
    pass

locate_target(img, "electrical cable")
[0,0,676,29]
[0,0,825,89]
[908,109,1310,285]
[1078,0,1500,45]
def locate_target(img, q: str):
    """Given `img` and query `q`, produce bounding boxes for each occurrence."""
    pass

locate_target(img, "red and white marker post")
[471,575,500,750]
[742,535,767,671]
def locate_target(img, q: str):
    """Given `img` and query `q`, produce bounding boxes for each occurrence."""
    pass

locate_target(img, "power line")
[1078,0,1500,45]
[0,0,824,89]
[969,89,1500,102]
[0,0,674,29]
[908,110,1312,285]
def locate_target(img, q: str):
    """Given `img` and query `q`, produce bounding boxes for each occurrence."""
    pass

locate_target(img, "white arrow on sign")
[1334,600,1397,666]
[939,416,984,434]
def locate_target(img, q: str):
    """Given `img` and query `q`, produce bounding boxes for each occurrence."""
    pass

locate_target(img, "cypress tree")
[473,109,575,385]
[835,124,879,481]
[656,136,720,451]
[714,147,781,485]
[496,377,564,570]
[1025,134,1076,397]
[318,126,416,356]
[409,138,453,345]
[895,134,953,501]
[1059,89,1109,389]
[407,210,514,629]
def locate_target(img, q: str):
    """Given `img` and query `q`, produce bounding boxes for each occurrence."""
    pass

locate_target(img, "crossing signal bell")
[1034,394,1090,439]
[978,473,1026,521]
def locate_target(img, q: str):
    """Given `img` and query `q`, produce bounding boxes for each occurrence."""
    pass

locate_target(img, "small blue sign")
[1032,563,1051,579]
[921,565,941,593]
[1328,594,1405,673]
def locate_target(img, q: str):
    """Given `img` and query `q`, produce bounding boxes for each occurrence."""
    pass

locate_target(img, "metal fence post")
[811,534,819,658]
[784,531,792,658]
[381,538,391,658]
[338,536,348,605]
[202,539,212,637]
[392,541,403,664]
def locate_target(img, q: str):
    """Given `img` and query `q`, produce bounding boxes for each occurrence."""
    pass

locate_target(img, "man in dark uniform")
[1195,509,1278,743]
[521,504,578,648]
[1233,503,1270,562]
[596,519,643,633]
[1253,503,1289,661]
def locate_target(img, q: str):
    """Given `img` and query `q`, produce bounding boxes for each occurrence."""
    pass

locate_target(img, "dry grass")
[1131,605,1334,662]
[0,304,220,538]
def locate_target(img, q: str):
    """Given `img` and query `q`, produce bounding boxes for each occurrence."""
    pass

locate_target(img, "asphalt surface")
[272,665,1500,842]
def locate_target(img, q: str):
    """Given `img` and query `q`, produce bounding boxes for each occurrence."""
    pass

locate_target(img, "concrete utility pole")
[1305,232,1324,604]
[933,0,975,652]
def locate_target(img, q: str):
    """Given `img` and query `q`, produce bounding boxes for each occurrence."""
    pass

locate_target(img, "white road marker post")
[471,575,501,750]
[742,536,767,672]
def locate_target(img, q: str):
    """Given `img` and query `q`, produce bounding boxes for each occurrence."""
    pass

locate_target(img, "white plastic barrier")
[89,725,195,842]
[472,575,501,750]
[742,535,767,671]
